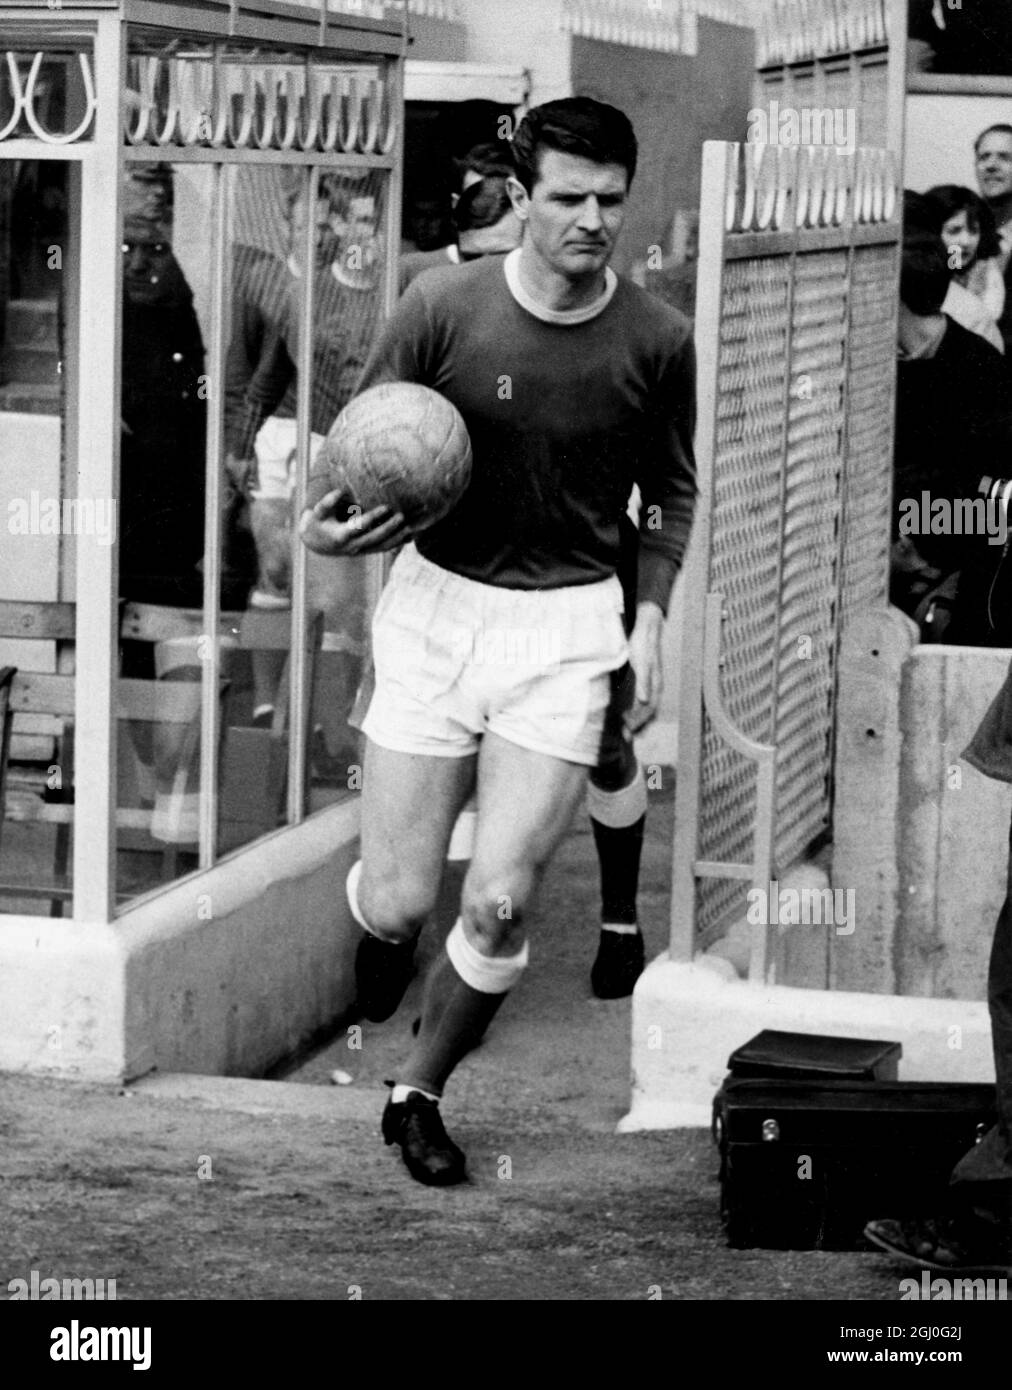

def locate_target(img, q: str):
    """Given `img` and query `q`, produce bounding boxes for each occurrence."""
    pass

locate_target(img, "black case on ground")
[727,1029,902,1081]
[713,1078,996,1250]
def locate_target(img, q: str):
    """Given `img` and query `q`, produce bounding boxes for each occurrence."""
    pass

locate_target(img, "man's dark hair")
[974,123,1012,157]
[510,97,638,194]
[280,170,367,219]
[454,141,514,187]
[453,175,512,234]
[925,184,1002,260]
[900,230,951,315]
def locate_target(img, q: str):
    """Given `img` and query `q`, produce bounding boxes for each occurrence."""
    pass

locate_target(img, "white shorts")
[250,416,326,502]
[362,544,628,766]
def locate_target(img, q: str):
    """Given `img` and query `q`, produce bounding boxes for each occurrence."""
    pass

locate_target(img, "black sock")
[590,813,645,927]
[400,948,509,1097]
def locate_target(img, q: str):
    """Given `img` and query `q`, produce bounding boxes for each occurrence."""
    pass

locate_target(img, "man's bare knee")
[461,872,533,955]
[358,868,436,943]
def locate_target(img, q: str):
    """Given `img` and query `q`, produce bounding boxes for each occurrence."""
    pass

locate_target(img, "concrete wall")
[458,0,572,107]
[623,957,995,1131]
[833,615,1012,1000]
[895,645,1012,998]
[905,94,1012,194]
[0,801,363,1081]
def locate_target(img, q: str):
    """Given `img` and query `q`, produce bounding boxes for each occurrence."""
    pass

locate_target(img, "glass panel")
[218,165,387,844]
[115,161,214,899]
[0,158,75,916]
[218,162,295,857]
[110,157,391,894]
[302,167,387,813]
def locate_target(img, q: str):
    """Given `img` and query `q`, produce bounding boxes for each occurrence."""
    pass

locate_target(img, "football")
[323,381,472,532]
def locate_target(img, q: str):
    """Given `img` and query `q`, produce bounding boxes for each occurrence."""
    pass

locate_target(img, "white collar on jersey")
[285,255,373,290]
[503,247,617,324]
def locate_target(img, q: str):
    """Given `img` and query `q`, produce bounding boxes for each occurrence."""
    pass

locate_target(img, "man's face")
[976,131,1012,206]
[122,219,178,305]
[341,195,381,272]
[511,148,629,280]
[289,195,343,272]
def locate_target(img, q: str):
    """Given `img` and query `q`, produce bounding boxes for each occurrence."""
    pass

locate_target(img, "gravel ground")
[0,780,932,1304]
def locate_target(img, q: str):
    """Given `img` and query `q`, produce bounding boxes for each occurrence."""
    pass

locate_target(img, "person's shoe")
[590,928,645,999]
[864,1215,1012,1275]
[381,1087,467,1187]
[354,931,417,1023]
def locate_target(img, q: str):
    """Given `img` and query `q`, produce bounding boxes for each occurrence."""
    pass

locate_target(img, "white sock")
[391,1083,439,1104]
[445,918,529,993]
[587,764,647,828]
[601,921,641,936]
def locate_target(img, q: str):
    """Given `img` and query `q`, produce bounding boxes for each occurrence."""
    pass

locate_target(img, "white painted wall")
[456,0,573,106]
[0,801,363,1081]
[905,94,1012,192]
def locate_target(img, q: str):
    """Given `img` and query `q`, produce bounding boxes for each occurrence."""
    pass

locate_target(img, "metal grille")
[671,141,899,975]
[857,55,889,150]
[840,243,896,623]
[696,255,787,940]
[773,248,847,866]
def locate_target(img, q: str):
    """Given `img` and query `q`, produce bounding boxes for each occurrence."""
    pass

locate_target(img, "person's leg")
[588,661,648,998]
[350,737,476,1022]
[384,732,587,1184]
[247,419,297,721]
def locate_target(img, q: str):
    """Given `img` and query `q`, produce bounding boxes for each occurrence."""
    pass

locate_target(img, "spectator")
[118,166,209,617]
[925,184,1005,353]
[974,124,1012,355]
[891,209,1012,646]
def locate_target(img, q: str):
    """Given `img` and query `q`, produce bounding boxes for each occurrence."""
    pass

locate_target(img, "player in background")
[302,98,696,1185]
[400,142,519,291]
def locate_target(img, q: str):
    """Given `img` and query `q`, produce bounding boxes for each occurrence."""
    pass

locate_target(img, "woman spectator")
[926,184,1005,353]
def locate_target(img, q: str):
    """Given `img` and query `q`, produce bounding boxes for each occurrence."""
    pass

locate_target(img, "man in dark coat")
[119,167,209,615]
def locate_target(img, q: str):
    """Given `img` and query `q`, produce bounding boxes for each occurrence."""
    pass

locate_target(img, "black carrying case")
[713,1079,996,1250]
[727,1029,902,1081]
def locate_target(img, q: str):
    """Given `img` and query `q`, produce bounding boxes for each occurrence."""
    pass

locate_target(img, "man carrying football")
[301,97,697,1186]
